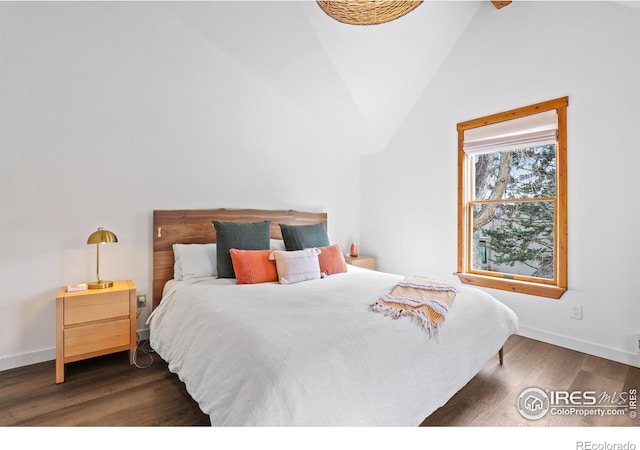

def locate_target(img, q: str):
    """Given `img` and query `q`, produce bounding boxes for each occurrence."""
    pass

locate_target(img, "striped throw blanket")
[370,276,458,340]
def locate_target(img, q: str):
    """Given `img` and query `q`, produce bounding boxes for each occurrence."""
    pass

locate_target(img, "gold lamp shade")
[87,227,118,289]
[317,1,423,26]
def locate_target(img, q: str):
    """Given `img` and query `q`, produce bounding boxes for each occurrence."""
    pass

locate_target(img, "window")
[456,97,568,299]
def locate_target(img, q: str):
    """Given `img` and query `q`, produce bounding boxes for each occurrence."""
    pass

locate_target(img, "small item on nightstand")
[350,242,358,257]
[67,283,87,292]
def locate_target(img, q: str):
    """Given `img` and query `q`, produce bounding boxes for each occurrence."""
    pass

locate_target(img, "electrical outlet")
[570,304,582,320]
[137,294,147,308]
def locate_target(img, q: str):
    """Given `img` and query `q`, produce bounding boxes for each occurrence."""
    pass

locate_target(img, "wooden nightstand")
[56,280,136,383]
[345,255,377,271]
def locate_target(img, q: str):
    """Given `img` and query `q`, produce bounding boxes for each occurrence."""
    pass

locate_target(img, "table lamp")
[87,227,118,289]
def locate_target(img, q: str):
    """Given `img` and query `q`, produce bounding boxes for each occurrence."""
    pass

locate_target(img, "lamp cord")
[133,308,154,369]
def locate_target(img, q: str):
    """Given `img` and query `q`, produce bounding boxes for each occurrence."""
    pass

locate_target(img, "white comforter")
[148,266,518,426]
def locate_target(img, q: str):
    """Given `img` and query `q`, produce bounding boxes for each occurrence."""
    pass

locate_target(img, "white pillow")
[270,248,321,285]
[173,243,217,280]
[270,239,286,251]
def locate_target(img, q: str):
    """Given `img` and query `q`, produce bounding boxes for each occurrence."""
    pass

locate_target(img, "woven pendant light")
[317,1,423,26]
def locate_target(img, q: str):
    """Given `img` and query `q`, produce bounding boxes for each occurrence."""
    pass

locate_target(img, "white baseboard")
[517,325,640,368]
[0,347,55,372]
[136,327,150,342]
[0,327,151,372]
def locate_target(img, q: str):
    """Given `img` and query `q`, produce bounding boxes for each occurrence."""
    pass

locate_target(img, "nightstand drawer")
[64,290,129,325]
[64,318,131,358]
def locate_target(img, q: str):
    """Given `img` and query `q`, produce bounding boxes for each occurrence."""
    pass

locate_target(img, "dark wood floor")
[422,335,639,427]
[0,341,209,427]
[1,335,637,427]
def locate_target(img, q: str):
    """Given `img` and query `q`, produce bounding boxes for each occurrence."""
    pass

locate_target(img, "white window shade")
[463,109,558,154]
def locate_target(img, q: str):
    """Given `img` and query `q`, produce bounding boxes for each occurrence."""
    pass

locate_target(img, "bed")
[148,208,519,426]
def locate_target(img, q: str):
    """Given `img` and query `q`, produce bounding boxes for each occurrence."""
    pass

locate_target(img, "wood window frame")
[456,97,568,299]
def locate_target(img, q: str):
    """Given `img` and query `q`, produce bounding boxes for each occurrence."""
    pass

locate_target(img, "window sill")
[455,273,566,299]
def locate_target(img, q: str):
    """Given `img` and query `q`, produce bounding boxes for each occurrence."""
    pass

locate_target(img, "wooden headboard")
[152,208,328,309]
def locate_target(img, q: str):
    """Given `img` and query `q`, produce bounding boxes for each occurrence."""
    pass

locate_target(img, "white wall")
[0,1,368,370]
[361,1,640,367]
[0,1,480,370]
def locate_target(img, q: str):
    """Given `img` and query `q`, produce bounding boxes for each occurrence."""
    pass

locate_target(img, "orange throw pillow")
[229,249,278,284]
[318,245,348,276]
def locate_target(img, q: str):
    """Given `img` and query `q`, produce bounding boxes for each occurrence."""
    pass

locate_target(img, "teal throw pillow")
[279,223,330,251]
[213,220,271,278]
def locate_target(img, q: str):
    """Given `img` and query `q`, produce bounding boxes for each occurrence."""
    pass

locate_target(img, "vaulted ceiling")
[164,1,485,153]
[159,0,639,153]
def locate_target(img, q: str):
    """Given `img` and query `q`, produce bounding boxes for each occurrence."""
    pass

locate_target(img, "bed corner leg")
[498,347,504,365]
